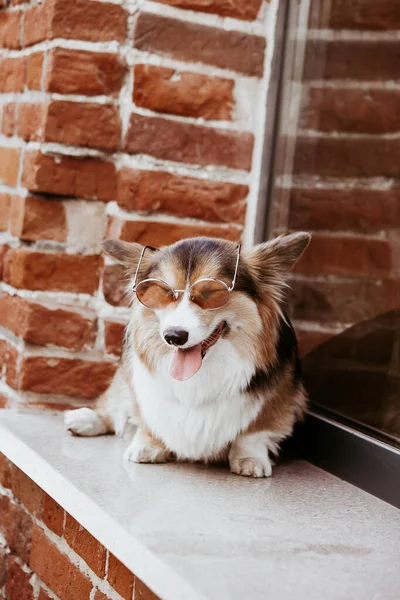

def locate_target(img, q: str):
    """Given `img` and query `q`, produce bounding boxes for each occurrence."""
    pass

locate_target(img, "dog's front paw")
[124,435,171,464]
[229,456,272,478]
[64,408,106,437]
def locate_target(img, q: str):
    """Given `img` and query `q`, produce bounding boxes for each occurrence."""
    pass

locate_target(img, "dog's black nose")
[164,327,189,346]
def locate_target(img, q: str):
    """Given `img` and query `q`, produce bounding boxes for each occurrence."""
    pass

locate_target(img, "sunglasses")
[132,243,241,311]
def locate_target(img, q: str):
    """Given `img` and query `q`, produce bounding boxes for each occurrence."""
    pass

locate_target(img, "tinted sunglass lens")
[190,280,230,309]
[136,281,175,309]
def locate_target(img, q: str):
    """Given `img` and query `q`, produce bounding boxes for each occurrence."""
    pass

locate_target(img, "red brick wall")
[0,0,276,409]
[270,0,400,356]
[0,453,159,600]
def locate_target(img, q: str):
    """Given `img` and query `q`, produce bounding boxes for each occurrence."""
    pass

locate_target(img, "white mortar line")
[295,129,400,140]
[302,80,400,89]
[289,272,387,284]
[292,319,348,334]
[0,326,118,361]
[128,103,251,132]
[306,29,400,42]
[275,174,398,190]
[0,230,19,246]
[0,39,122,57]
[0,92,117,105]
[114,153,251,183]
[0,281,95,307]
[106,201,243,229]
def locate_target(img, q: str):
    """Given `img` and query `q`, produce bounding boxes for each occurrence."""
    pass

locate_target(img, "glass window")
[268,0,400,449]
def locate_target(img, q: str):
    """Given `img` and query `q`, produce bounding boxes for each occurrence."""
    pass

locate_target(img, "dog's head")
[102,233,310,380]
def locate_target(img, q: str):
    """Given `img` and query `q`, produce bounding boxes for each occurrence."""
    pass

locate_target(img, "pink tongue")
[170,344,203,381]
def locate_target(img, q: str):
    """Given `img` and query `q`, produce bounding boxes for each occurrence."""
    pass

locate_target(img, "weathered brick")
[302,88,400,134]
[23,0,51,46]
[93,592,109,600]
[0,57,26,92]
[303,40,400,81]
[0,339,18,387]
[2,102,17,136]
[0,453,11,489]
[52,0,127,41]
[0,293,97,349]
[5,555,34,600]
[0,11,22,49]
[22,151,117,201]
[310,0,400,30]
[109,217,242,246]
[107,553,134,600]
[0,544,6,589]
[0,495,33,563]
[18,355,117,398]
[9,194,66,242]
[288,187,400,233]
[26,52,44,90]
[0,193,11,231]
[102,264,129,307]
[133,64,234,120]
[134,12,265,76]
[24,0,127,46]
[42,493,64,536]
[134,578,161,600]
[151,0,262,20]
[118,168,248,224]
[0,147,21,186]
[64,514,106,577]
[17,103,47,142]
[45,47,126,96]
[3,248,102,294]
[104,319,126,356]
[293,234,392,279]
[30,526,92,600]
[124,114,254,170]
[44,100,121,150]
[292,137,400,179]
[0,244,9,280]
[11,465,43,515]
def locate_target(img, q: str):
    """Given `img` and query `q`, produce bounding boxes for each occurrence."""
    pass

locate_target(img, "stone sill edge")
[0,419,203,600]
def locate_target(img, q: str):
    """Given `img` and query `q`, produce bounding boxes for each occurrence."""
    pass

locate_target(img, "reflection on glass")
[269,0,400,447]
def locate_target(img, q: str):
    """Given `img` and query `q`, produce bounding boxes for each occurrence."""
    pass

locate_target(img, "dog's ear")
[100,239,156,277]
[101,239,142,265]
[247,232,311,296]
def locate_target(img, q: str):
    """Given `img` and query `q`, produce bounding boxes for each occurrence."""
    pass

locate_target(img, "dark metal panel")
[300,411,400,509]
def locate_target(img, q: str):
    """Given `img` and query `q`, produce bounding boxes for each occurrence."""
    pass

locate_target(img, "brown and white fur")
[64,233,311,478]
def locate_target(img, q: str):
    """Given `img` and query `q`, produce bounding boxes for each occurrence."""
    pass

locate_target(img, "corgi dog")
[64,233,310,478]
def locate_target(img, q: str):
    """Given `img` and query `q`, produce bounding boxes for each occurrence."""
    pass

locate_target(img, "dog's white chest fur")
[132,340,261,460]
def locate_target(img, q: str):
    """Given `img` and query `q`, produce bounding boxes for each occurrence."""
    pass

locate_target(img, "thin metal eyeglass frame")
[132,243,241,309]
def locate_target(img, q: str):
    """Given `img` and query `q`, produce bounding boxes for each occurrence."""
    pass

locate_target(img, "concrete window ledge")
[0,411,399,600]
